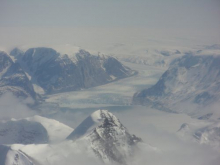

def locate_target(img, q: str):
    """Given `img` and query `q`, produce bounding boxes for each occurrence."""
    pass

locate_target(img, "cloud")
[42,105,220,165]
[0,92,37,120]
[112,106,220,165]
[1,91,219,165]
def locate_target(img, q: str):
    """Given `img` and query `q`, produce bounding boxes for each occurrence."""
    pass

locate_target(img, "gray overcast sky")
[0,0,219,50]
[1,0,220,29]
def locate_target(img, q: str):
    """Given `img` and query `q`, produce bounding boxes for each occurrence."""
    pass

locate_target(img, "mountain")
[0,145,34,165]
[133,54,220,114]
[177,121,220,149]
[193,122,220,148]
[112,48,183,67]
[67,110,142,164]
[0,115,73,144]
[0,110,141,165]
[26,115,73,143]
[0,51,37,100]
[11,48,135,94]
[0,119,48,145]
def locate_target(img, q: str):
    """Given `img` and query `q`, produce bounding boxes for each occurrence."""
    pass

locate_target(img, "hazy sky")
[1,0,220,29]
[0,0,220,51]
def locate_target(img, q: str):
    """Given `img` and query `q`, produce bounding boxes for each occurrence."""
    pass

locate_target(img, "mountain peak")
[92,110,122,127]
[67,110,141,164]
[66,109,122,141]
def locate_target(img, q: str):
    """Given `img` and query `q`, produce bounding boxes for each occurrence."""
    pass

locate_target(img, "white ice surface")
[45,62,165,109]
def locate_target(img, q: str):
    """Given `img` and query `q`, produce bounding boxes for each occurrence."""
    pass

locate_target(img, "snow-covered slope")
[0,51,37,100]
[67,110,142,164]
[0,119,48,145]
[26,115,73,143]
[0,145,34,165]
[0,110,141,165]
[177,120,220,149]
[0,116,73,144]
[10,140,100,165]
[112,48,184,67]
[133,53,220,115]
[10,47,135,94]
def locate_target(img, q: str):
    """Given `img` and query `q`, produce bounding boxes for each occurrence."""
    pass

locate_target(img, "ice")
[45,62,165,109]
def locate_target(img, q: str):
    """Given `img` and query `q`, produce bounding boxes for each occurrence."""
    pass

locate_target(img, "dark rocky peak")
[22,47,59,66]
[67,110,142,164]
[0,51,13,70]
[0,51,37,100]
[10,48,24,60]
[76,49,91,59]
[76,49,105,62]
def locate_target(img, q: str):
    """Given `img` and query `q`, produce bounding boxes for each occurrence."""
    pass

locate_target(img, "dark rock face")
[198,113,213,120]
[92,112,141,164]
[21,47,83,94]
[103,56,131,78]
[10,47,24,59]
[0,51,37,99]
[13,48,134,94]
[75,50,110,88]
[90,113,141,164]
[1,47,134,98]
[67,110,141,164]
[133,54,220,112]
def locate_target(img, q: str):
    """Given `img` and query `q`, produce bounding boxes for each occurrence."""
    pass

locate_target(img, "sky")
[1,0,220,29]
[0,0,220,52]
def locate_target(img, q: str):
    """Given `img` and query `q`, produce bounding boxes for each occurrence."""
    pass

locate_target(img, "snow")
[9,139,100,165]
[5,149,33,165]
[0,66,10,79]
[24,72,31,81]
[1,107,219,165]
[32,84,45,95]
[67,110,107,141]
[66,109,140,164]
[52,44,81,59]
[90,110,103,122]
[0,145,33,165]
[0,119,48,145]
[45,62,165,109]
[177,120,220,149]
[26,115,73,143]
[0,116,73,145]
